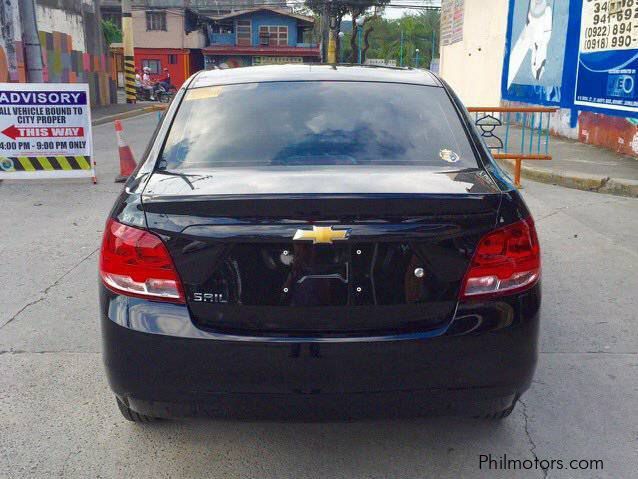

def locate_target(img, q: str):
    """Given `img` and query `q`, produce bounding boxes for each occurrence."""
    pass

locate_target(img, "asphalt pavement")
[1,113,637,479]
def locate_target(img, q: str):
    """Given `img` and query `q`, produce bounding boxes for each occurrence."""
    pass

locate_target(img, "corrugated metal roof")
[207,7,314,23]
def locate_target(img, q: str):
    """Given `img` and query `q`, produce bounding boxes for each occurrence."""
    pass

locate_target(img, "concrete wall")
[535,107,638,157]
[439,0,509,107]
[132,9,205,49]
[441,0,638,158]
[36,3,87,51]
[0,0,115,106]
[189,0,278,15]
[501,0,638,158]
[0,0,26,82]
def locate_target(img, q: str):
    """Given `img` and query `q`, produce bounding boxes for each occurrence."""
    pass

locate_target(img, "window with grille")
[258,26,288,47]
[146,11,167,31]
[237,20,252,46]
[142,59,161,74]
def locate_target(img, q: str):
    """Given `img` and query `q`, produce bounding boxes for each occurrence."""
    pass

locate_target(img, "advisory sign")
[0,83,94,181]
[575,0,638,113]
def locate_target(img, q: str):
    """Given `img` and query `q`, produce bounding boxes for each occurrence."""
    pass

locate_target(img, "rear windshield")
[161,81,478,170]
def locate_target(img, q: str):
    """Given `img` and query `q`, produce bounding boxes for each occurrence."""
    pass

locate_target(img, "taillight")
[460,217,540,299]
[99,218,185,303]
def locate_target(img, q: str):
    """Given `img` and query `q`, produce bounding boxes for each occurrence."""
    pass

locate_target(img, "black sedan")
[99,65,541,421]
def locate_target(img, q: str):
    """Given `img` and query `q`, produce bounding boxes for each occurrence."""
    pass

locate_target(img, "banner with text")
[0,83,94,181]
[575,0,638,112]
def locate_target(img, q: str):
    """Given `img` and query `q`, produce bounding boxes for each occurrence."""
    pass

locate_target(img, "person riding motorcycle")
[141,66,155,101]
[158,68,175,92]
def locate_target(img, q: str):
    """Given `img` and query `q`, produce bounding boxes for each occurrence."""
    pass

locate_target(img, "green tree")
[360,10,440,67]
[101,19,122,46]
[304,0,390,62]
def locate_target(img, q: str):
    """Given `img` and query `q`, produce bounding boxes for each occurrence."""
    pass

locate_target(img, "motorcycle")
[136,83,173,103]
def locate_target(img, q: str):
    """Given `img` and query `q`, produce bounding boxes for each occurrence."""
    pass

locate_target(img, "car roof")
[189,64,442,89]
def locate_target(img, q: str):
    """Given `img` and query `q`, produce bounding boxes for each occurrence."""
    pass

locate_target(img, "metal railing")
[467,106,558,187]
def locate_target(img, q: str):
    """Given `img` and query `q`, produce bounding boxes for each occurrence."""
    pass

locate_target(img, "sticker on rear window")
[439,149,460,163]
[184,86,223,102]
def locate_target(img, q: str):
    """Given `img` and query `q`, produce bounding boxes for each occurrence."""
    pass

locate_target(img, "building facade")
[188,0,282,16]
[438,0,509,106]
[203,8,320,69]
[0,0,116,106]
[101,0,122,25]
[131,3,206,88]
[98,3,319,87]
[101,0,282,22]
[440,0,638,158]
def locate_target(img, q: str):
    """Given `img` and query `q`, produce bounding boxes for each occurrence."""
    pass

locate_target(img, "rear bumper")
[122,389,520,420]
[100,284,540,418]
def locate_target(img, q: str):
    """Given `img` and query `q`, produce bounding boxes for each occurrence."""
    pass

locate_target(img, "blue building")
[202,7,320,68]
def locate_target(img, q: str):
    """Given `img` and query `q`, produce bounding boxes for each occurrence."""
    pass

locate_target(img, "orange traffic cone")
[114,119,137,183]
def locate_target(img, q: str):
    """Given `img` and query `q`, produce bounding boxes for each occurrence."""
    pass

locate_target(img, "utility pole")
[432,29,436,61]
[122,0,136,103]
[321,1,329,63]
[326,2,337,64]
[19,0,44,82]
[327,29,337,64]
[399,30,404,67]
[356,17,364,64]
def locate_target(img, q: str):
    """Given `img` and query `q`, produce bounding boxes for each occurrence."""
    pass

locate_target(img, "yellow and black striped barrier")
[0,156,95,182]
[1,156,91,172]
[124,56,136,104]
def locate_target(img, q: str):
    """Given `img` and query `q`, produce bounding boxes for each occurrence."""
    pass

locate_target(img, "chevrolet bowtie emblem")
[293,226,350,244]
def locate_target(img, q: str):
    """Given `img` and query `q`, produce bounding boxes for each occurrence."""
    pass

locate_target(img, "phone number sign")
[575,0,638,112]
[0,83,94,180]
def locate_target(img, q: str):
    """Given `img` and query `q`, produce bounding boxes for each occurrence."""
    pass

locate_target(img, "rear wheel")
[116,397,156,423]
[476,394,519,420]
[159,92,172,103]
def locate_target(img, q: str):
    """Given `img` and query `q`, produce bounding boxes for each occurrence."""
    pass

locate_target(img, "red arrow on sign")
[1,125,20,140]
[1,125,84,140]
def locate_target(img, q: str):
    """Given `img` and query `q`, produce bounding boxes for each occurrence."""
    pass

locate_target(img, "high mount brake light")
[460,217,541,299]
[99,218,185,303]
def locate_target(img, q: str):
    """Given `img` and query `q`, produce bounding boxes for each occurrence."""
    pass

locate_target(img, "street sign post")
[0,83,95,182]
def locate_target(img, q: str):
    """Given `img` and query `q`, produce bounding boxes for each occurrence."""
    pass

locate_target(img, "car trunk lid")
[142,168,501,336]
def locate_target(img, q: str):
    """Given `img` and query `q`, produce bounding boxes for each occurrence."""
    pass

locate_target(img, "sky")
[383,0,441,19]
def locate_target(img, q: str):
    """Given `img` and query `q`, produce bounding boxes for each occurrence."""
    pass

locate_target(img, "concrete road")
[1,114,637,479]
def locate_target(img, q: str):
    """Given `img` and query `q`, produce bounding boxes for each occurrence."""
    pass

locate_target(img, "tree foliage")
[102,20,122,46]
[304,0,390,61]
[302,1,439,67]
[340,11,440,67]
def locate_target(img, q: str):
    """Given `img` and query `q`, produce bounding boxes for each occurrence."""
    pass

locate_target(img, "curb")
[497,158,638,198]
[91,104,167,126]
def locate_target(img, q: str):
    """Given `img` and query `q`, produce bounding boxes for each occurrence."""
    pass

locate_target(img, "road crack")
[534,198,618,223]
[0,350,99,355]
[0,247,99,329]
[520,399,548,479]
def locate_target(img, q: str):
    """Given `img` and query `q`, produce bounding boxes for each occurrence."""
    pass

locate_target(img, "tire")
[116,397,156,423]
[476,394,519,420]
